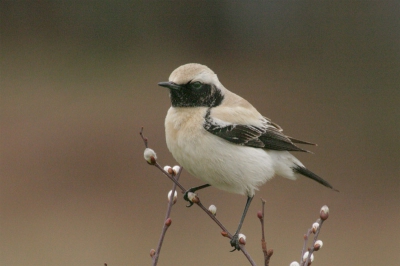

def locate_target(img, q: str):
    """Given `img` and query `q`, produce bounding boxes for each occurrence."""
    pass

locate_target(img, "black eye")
[190,81,203,90]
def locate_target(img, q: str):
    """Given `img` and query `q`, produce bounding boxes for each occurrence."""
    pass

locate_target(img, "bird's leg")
[230,196,254,251]
[183,184,211,207]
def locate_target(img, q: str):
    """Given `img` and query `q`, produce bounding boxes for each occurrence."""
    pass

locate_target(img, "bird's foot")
[183,188,197,207]
[229,234,241,252]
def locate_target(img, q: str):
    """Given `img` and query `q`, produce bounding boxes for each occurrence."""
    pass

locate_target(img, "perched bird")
[158,63,337,251]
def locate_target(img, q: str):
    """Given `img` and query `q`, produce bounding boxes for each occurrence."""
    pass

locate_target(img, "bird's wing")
[203,111,313,152]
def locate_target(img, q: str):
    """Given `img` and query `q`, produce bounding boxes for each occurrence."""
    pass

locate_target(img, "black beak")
[158,81,181,90]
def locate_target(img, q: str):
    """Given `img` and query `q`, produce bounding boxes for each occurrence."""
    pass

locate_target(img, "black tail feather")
[288,137,317,146]
[293,165,339,192]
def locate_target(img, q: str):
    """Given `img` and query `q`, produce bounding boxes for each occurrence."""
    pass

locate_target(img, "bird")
[158,63,337,251]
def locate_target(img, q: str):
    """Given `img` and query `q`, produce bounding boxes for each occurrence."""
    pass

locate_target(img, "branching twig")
[301,228,313,262]
[140,127,256,266]
[304,219,323,265]
[298,205,330,266]
[257,198,273,266]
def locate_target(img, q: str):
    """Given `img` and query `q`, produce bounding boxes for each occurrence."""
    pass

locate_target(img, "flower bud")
[144,148,157,164]
[320,205,329,220]
[187,192,199,203]
[163,165,172,173]
[168,190,178,204]
[312,222,319,233]
[221,231,229,237]
[149,249,156,258]
[303,251,314,262]
[208,204,217,215]
[165,218,172,226]
[314,240,323,251]
[172,165,181,175]
[290,262,300,266]
[238,233,246,245]
[257,210,263,219]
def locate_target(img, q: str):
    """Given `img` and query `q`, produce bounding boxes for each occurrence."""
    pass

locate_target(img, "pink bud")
[149,249,156,258]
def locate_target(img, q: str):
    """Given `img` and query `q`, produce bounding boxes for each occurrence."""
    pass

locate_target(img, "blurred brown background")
[1,1,399,266]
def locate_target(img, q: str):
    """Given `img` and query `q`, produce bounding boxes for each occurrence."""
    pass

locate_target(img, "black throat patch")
[170,83,224,108]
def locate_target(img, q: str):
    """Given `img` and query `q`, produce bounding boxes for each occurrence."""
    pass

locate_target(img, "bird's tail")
[292,164,339,191]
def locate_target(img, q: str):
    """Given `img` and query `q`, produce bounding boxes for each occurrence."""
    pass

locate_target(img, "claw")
[229,234,241,251]
[183,184,210,208]
[183,188,196,208]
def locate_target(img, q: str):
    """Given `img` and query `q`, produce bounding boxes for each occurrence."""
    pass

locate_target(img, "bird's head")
[158,63,225,108]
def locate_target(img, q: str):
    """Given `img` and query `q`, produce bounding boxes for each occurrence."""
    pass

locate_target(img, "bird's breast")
[165,107,208,148]
[164,107,275,196]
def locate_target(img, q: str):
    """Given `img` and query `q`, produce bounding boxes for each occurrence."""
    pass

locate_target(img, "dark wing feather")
[288,136,317,146]
[203,111,309,152]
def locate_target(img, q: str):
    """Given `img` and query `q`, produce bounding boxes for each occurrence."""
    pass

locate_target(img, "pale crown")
[169,63,221,88]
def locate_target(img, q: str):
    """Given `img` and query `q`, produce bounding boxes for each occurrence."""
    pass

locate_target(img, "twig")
[154,163,186,193]
[302,219,324,266]
[300,205,330,266]
[190,195,256,265]
[258,198,273,266]
[140,127,256,266]
[300,227,313,263]
[139,127,148,148]
[152,167,182,266]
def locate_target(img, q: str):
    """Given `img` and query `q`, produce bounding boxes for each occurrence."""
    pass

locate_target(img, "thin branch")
[154,163,186,193]
[300,205,330,266]
[190,195,256,265]
[258,198,273,266]
[139,127,148,148]
[303,219,324,266]
[238,245,257,266]
[152,167,182,266]
[300,227,313,263]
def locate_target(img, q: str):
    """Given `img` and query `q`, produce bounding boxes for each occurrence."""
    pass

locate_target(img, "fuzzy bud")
[290,262,300,266]
[172,165,181,175]
[320,205,329,220]
[238,233,246,245]
[303,251,314,262]
[187,192,199,203]
[144,148,157,165]
[168,190,178,204]
[164,165,172,173]
[314,240,323,251]
[257,210,263,219]
[312,222,320,233]
[165,218,172,226]
[149,249,156,258]
[208,204,217,215]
